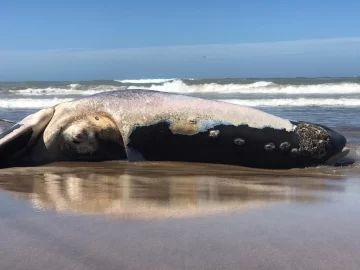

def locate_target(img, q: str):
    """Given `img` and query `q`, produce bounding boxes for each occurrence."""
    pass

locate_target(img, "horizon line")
[1,76,360,83]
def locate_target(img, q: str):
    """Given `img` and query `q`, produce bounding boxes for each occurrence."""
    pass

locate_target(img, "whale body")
[0,90,349,169]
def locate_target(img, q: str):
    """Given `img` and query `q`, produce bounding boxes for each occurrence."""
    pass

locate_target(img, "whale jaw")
[325,147,350,166]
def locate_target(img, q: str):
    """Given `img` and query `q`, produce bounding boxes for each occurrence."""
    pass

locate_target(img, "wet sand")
[0,161,360,269]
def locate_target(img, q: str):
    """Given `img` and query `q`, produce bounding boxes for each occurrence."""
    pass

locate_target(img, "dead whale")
[0,90,349,169]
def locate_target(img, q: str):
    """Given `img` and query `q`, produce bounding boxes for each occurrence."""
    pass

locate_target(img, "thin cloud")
[1,37,359,81]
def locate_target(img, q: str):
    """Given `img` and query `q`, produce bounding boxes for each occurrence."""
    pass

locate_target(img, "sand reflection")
[0,162,346,219]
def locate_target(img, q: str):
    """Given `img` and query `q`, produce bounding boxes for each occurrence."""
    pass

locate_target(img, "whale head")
[289,121,349,167]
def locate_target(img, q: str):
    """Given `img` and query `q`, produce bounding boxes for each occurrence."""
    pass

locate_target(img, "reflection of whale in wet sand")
[0,162,345,219]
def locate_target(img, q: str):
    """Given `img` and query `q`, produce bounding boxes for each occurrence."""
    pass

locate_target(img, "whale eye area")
[58,114,126,160]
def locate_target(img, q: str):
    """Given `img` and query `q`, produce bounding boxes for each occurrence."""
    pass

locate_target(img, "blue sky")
[1,0,360,80]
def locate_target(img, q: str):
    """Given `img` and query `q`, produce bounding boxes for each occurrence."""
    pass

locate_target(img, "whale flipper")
[0,124,33,156]
[0,108,54,166]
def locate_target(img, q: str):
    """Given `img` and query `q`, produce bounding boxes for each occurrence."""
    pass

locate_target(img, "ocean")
[1,77,360,269]
[1,77,360,153]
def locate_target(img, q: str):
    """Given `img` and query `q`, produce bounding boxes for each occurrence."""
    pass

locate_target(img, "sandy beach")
[0,161,359,270]
[2,0,359,265]
[1,78,360,269]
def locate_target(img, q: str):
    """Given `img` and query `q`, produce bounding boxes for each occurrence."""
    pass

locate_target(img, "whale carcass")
[0,90,349,169]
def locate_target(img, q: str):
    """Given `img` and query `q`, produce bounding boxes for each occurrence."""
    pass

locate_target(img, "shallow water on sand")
[1,161,360,269]
[0,161,352,218]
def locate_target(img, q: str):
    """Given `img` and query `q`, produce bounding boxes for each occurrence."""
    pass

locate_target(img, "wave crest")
[8,80,360,96]
[128,80,360,94]
[115,78,177,84]
[128,80,275,93]
[2,97,360,109]
[10,85,124,96]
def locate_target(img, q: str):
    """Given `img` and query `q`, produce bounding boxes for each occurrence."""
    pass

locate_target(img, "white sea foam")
[220,98,360,107]
[0,98,73,108]
[10,80,360,96]
[115,78,177,84]
[129,80,360,94]
[2,97,360,109]
[10,85,123,96]
[128,80,276,93]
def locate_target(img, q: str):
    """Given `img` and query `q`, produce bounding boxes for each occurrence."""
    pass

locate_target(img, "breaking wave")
[7,79,360,96]
[2,97,360,109]
[129,80,360,94]
[10,85,124,96]
[128,80,276,93]
[115,78,177,84]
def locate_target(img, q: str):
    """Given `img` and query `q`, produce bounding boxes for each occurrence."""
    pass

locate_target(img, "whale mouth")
[325,146,350,166]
